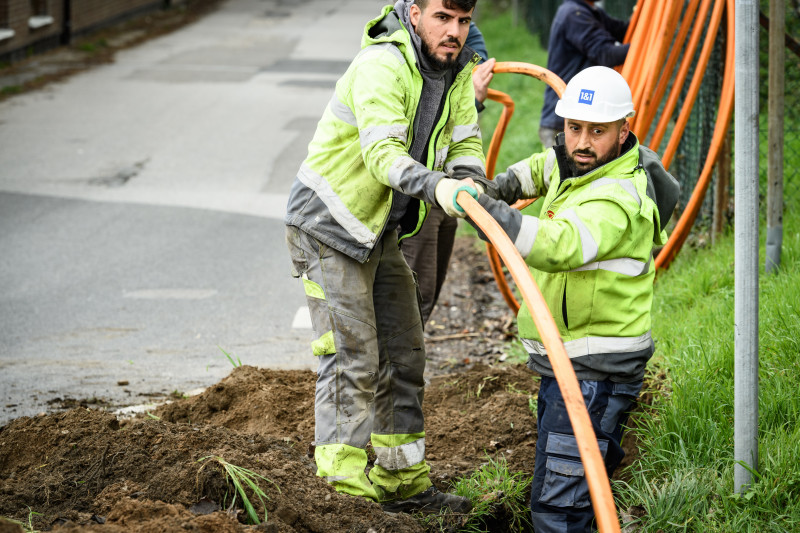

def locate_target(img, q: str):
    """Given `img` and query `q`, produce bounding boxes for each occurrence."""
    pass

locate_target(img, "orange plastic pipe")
[458,191,622,533]
[622,0,656,84]
[656,0,735,269]
[482,88,523,312]
[637,0,702,141]
[623,0,643,44]
[649,0,715,154]
[484,88,515,178]
[630,0,668,108]
[661,0,726,170]
[481,62,566,314]
[630,0,683,135]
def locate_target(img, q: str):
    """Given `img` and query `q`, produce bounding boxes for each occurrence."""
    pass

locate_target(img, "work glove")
[484,170,523,205]
[435,178,479,218]
[466,194,536,258]
[469,175,492,196]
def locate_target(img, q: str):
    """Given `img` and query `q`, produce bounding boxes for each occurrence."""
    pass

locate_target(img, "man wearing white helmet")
[471,66,678,532]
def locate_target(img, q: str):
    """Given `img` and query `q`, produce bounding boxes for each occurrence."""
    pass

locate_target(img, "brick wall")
[0,0,166,64]
[0,0,64,62]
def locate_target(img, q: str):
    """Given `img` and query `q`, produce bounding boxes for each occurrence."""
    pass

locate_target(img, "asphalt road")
[0,0,385,424]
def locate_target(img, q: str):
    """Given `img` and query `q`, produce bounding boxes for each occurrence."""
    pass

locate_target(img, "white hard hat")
[554,66,636,123]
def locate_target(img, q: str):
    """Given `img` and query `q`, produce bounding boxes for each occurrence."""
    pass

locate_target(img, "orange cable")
[622,0,656,83]
[484,88,515,178]
[649,0,715,155]
[632,0,668,108]
[623,0,642,44]
[638,0,702,142]
[631,0,683,136]
[656,0,735,269]
[480,62,566,314]
[661,0,726,170]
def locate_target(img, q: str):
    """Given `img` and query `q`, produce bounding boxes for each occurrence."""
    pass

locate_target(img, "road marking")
[292,306,312,329]
[123,289,218,300]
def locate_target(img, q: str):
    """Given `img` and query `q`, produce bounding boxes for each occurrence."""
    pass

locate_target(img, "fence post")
[734,0,760,494]
[712,129,732,244]
[766,0,785,273]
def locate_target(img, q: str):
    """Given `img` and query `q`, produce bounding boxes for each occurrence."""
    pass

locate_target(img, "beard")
[567,146,621,176]
[420,35,460,71]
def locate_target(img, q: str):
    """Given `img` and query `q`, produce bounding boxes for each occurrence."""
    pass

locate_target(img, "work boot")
[381,486,472,515]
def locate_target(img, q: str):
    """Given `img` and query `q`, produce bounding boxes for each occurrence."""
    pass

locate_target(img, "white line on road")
[123,289,218,300]
[292,306,312,329]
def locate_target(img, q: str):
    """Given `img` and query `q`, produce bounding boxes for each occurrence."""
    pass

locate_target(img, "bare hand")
[472,58,496,104]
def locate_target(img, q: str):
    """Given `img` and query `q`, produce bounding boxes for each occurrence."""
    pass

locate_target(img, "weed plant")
[453,455,533,532]
[419,455,533,533]
[219,346,243,368]
[197,456,279,525]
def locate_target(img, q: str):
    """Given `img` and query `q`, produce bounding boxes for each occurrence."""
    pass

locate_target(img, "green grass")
[455,455,533,532]
[614,216,800,532]
[418,455,533,533]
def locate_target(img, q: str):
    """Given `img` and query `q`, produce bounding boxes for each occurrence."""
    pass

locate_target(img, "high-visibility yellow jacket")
[507,136,670,382]
[285,5,485,263]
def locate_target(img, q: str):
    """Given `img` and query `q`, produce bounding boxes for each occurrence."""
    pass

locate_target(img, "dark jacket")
[540,0,629,129]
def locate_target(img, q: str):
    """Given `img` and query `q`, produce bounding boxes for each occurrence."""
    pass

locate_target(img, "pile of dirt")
[0,237,644,532]
[0,362,540,533]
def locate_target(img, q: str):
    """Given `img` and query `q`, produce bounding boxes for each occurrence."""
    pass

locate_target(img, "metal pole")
[766,0,785,273]
[734,0,760,493]
[512,0,519,27]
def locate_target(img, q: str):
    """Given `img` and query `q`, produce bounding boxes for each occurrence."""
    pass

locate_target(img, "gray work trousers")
[400,204,458,325]
[285,226,427,448]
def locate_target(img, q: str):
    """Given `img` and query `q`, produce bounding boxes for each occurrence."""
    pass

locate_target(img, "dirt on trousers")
[0,237,645,533]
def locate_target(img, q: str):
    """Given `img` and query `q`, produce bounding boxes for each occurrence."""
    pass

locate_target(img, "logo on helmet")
[578,89,595,105]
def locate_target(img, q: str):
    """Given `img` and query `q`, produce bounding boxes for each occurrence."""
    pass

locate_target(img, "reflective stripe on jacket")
[284,5,485,263]
[508,134,667,382]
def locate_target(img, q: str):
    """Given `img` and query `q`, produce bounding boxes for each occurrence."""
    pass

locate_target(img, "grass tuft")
[197,456,280,525]
[451,455,533,532]
[218,346,242,368]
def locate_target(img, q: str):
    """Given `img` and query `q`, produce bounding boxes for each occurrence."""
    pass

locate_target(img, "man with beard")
[400,24,495,328]
[284,0,487,514]
[470,66,678,532]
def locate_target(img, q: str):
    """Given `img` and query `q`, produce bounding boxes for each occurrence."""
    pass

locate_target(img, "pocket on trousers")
[600,381,642,434]
[539,456,592,509]
[285,227,309,278]
[304,278,335,357]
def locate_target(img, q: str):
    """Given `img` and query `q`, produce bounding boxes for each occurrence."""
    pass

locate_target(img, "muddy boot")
[381,486,472,514]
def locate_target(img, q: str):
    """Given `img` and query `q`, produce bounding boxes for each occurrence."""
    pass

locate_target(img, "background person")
[539,0,629,149]
[284,0,489,515]
[472,66,678,531]
[401,21,495,326]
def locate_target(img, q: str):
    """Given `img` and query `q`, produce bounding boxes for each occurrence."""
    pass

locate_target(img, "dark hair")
[415,0,478,11]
